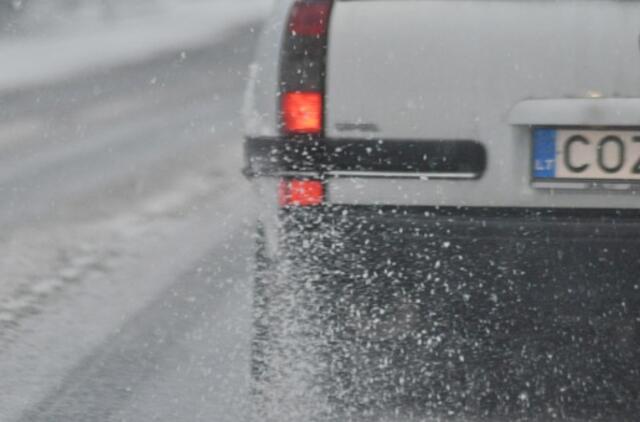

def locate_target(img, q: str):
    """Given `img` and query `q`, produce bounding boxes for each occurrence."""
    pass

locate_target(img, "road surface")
[0,21,260,422]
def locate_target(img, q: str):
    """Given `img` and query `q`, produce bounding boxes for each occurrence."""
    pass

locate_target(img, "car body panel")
[324,0,640,208]
[244,0,294,138]
[246,0,640,208]
[509,98,640,126]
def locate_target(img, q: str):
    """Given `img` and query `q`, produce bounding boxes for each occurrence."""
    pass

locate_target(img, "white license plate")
[532,128,640,183]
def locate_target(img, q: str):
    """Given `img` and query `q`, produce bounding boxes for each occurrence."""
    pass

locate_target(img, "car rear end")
[245,0,640,420]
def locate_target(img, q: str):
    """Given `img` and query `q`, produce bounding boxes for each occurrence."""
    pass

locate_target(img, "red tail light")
[282,91,323,135]
[288,1,332,36]
[279,179,324,207]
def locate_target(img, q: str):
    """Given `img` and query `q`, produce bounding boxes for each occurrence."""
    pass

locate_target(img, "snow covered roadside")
[0,171,226,331]
[0,3,266,417]
[0,173,256,422]
[0,0,272,93]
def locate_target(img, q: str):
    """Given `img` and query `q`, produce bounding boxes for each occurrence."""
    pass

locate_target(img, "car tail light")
[288,0,332,36]
[280,0,333,137]
[282,91,323,134]
[279,179,324,207]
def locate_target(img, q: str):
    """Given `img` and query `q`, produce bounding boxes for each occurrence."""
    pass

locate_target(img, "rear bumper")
[246,136,640,209]
[279,205,640,417]
[243,136,486,179]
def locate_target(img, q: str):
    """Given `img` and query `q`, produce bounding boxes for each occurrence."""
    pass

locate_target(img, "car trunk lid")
[326,0,640,140]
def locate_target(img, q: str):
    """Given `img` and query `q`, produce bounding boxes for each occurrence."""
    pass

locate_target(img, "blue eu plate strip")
[532,128,557,179]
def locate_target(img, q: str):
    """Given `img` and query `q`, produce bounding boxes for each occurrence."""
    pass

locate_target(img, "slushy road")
[0,22,261,422]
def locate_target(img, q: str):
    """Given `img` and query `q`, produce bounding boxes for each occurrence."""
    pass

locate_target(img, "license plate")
[532,128,640,183]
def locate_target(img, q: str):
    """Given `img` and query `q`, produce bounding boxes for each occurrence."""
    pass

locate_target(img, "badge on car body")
[335,122,380,133]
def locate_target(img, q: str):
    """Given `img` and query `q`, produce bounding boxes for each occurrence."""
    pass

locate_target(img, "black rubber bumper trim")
[243,137,487,179]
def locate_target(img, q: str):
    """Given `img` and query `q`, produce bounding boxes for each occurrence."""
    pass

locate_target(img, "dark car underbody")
[253,205,640,421]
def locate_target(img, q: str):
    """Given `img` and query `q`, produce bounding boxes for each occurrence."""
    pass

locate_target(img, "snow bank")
[0,0,272,93]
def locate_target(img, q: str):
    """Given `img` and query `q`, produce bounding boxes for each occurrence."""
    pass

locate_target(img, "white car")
[244,1,640,420]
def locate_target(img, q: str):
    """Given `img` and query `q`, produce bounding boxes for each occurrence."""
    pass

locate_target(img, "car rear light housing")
[279,178,325,207]
[288,0,332,36]
[280,0,333,137]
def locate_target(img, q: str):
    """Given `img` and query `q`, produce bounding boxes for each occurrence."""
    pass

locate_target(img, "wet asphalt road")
[0,22,260,421]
